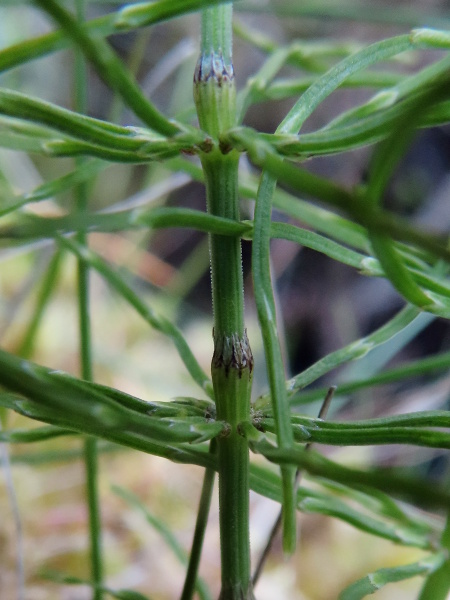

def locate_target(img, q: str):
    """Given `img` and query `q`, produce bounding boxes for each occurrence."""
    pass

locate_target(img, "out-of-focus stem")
[75,2,103,598]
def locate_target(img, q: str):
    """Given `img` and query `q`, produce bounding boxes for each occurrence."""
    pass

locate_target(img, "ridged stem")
[202,152,254,600]
[194,5,255,599]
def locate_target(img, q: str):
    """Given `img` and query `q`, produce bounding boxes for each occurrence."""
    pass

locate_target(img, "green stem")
[74,1,103,598]
[203,150,254,600]
[194,5,254,599]
[203,153,244,333]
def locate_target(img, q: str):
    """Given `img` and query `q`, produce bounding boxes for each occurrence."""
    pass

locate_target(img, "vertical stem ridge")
[203,153,244,335]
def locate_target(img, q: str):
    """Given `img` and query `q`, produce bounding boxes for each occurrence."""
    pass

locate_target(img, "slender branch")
[251,387,335,587]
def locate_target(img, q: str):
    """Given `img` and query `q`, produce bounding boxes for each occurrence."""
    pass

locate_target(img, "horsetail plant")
[0,1,450,599]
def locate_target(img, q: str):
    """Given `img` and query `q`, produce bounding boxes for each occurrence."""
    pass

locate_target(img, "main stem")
[194,6,254,599]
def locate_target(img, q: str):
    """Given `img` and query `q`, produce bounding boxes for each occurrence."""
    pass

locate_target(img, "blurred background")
[0,1,449,598]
